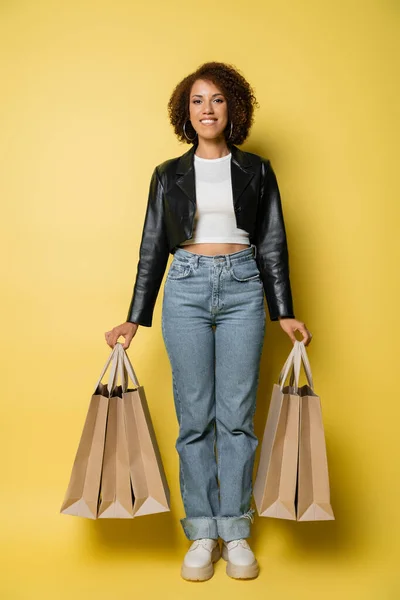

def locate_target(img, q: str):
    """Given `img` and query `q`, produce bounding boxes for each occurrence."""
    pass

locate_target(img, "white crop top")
[179,152,250,247]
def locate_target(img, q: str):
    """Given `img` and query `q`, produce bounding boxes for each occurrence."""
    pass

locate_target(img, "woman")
[105,61,312,581]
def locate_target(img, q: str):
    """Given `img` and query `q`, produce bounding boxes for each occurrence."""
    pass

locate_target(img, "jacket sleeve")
[126,166,170,327]
[255,159,295,321]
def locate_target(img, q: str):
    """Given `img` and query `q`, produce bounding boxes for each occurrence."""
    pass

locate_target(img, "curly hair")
[167,61,260,147]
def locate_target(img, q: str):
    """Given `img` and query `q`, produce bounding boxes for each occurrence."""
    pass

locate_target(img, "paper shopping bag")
[60,345,121,518]
[119,346,171,516]
[98,346,134,518]
[295,342,335,521]
[253,343,303,520]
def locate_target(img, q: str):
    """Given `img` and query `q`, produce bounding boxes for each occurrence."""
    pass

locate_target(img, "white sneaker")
[181,538,221,581]
[222,538,260,579]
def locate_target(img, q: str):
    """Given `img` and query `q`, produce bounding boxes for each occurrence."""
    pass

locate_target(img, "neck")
[194,138,231,160]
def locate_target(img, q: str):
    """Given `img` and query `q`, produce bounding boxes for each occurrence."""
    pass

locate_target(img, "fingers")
[104,327,121,349]
[104,331,115,349]
[105,324,136,350]
[289,322,312,346]
[104,330,112,348]
[300,330,309,344]
[298,324,312,346]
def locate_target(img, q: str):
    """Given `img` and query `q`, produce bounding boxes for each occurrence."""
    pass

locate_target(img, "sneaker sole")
[222,545,260,579]
[181,544,221,581]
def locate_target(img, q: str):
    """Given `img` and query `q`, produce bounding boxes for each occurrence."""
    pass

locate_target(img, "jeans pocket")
[167,261,193,280]
[229,260,262,283]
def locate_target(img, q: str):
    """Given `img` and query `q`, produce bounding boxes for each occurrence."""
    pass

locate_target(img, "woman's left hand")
[278,317,313,346]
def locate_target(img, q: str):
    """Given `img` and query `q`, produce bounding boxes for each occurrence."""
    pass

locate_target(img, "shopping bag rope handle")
[290,341,302,392]
[93,343,140,394]
[289,341,314,390]
[279,341,314,392]
[113,343,140,391]
[278,343,296,390]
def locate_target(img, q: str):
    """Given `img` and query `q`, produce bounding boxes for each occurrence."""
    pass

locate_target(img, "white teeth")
[200,119,217,124]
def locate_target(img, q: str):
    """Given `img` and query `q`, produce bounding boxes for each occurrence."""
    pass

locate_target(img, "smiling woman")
[171,68,259,257]
[105,60,311,582]
[191,85,228,139]
[168,61,258,147]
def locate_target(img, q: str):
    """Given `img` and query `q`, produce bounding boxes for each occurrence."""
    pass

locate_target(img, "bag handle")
[121,345,140,388]
[93,342,141,395]
[299,341,314,390]
[289,341,314,390]
[278,341,304,392]
[115,344,129,392]
[290,341,303,393]
[278,343,297,390]
[110,342,140,391]
[93,343,122,395]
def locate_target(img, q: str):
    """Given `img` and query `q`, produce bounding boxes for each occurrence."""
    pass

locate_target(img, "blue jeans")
[161,244,266,542]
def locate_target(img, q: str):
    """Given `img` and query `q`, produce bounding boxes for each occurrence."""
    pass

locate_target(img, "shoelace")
[189,538,217,552]
[224,539,251,551]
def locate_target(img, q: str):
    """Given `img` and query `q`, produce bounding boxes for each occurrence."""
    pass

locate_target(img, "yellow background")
[1,0,399,598]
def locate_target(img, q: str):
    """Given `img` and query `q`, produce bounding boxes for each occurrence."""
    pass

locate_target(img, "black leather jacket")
[126,143,295,326]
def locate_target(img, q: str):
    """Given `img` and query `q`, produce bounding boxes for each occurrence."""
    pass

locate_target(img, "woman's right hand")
[104,322,139,350]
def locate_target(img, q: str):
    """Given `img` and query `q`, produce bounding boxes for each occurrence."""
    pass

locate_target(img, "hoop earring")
[183,120,198,142]
[227,120,233,140]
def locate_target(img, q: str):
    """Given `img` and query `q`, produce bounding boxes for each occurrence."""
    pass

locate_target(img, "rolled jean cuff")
[214,508,256,542]
[180,516,219,540]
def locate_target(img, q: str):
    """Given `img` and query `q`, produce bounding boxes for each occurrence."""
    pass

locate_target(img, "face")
[188,79,229,142]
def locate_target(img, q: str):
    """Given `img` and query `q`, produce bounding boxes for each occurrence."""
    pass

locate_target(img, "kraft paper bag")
[295,342,335,521]
[98,346,134,518]
[120,346,171,516]
[253,342,303,520]
[60,345,121,518]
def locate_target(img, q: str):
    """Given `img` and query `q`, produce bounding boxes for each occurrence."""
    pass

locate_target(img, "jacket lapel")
[174,143,255,210]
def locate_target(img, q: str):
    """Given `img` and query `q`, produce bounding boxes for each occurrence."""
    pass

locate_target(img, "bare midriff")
[179,243,250,256]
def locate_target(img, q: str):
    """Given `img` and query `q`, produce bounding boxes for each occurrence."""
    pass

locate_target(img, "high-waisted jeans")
[161,244,266,542]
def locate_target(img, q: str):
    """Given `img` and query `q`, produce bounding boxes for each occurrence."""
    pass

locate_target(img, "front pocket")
[229,261,262,283]
[167,262,193,280]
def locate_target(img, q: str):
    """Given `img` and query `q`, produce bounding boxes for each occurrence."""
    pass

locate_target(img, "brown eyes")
[192,98,224,104]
